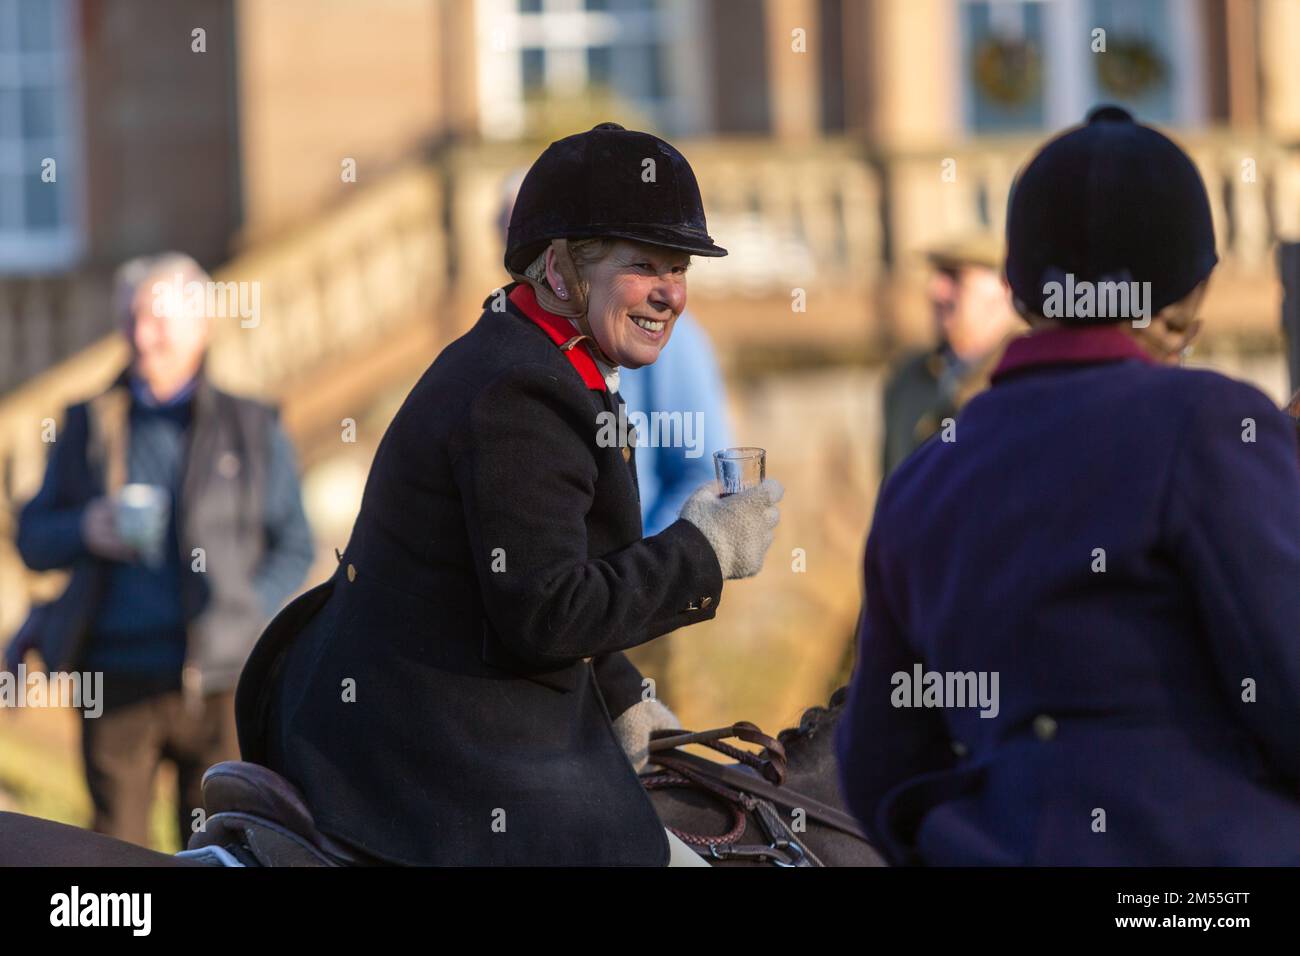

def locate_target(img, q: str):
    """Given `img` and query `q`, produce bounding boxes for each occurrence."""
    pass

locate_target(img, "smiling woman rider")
[234,123,784,866]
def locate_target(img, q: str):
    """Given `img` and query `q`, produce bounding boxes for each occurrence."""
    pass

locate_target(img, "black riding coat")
[236,282,724,865]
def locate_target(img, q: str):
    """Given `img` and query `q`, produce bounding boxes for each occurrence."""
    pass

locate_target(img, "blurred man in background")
[881,236,1020,479]
[10,252,314,849]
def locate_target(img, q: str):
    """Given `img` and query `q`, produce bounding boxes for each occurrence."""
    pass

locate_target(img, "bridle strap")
[650,748,867,842]
[644,759,817,866]
[641,721,870,863]
[642,767,749,850]
[650,722,787,785]
[646,754,819,866]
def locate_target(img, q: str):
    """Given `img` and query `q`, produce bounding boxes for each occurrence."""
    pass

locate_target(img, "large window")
[960,0,1203,134]
[0,0,81,272]
[1084,0,1179,122]
[476,0,710,138]
[963,0,1048,132]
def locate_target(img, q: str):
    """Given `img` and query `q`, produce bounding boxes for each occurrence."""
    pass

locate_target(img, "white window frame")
[474,0,712,140]
[0,0,84,273]
[957,0,1207,134]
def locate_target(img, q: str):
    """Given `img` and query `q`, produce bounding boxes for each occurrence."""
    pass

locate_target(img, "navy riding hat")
[1005,105,1218,322]
[504,122,728,274]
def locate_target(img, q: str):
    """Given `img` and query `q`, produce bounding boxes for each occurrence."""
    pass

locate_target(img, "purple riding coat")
[836,326,1300,865]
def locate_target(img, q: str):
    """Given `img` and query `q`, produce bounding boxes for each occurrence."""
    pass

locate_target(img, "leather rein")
[640,721,867,866]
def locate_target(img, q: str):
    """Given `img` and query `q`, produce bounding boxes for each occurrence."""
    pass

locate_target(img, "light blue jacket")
[618,313,734,535]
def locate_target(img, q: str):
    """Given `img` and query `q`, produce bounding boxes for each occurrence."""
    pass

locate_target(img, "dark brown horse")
[644,686,884,866]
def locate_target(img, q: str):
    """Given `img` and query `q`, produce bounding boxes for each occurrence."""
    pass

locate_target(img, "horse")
[0,688,882,867]
[644,686,884,867]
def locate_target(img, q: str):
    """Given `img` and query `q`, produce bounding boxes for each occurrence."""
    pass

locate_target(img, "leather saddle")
[187,760,379,867]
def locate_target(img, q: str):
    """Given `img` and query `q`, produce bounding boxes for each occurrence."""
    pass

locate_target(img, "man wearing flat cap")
[881,233,1019,480]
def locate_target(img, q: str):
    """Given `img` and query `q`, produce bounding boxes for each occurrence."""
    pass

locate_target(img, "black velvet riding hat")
[504,122,728,274]
[1005,105,1218,322]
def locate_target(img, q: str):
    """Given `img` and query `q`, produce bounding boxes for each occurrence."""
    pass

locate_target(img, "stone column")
[1260,0,1300,138]
[1224,0,1260,128]
[844,0,965,345]
[764,0,822,140]
[845,0,962,149]
[439,0,481,139]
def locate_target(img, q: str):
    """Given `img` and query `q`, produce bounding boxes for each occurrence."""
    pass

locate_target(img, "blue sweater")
[87,382,194,672]
[618,313,733,535]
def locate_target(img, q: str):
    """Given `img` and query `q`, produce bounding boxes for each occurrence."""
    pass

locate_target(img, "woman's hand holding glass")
[678,476,784,580]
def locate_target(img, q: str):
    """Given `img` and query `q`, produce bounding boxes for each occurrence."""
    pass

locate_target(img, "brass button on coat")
[685,600,700,611]
[701,595,713,609]
[622,445,631,462]
[1032,714,1057,741]
[347,563,357,583]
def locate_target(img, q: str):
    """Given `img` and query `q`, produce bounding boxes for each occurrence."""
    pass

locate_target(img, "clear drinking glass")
[713,447,766,497]
[115,483,171,568]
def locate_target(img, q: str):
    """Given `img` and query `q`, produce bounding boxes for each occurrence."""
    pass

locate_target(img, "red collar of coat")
[507,283,607,392]
[991,324,1155,384]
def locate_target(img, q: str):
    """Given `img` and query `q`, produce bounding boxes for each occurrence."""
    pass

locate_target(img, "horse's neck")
[773,687,850,807]
[781,734,842,807]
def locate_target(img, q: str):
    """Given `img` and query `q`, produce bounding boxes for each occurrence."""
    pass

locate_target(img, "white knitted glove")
[612,698,682,774]
[678,478,784,580]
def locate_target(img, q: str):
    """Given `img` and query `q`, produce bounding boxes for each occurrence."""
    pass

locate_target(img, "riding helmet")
[1005,104,1218,322]
[504,122,728,274]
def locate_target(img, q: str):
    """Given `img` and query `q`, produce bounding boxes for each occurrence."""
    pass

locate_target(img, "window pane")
[0,0,17,54]
[617,44,664,101]
[0,175,21,229]
[521,48,545,90]
[24,172,58,228]
[18,0,54,52]
[587,0,657,13]
[646,43,665,99]
[1088,0,1174,122]
[21,86,56,138]
[963,1,1045,132]
[0,89,18,138]
[587,46,612,86]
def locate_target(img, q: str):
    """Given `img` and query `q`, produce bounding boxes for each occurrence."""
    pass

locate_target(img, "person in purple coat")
[835,105,1300,865]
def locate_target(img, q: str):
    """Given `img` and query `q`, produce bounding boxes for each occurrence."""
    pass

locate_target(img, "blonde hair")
[522,238,613,301]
